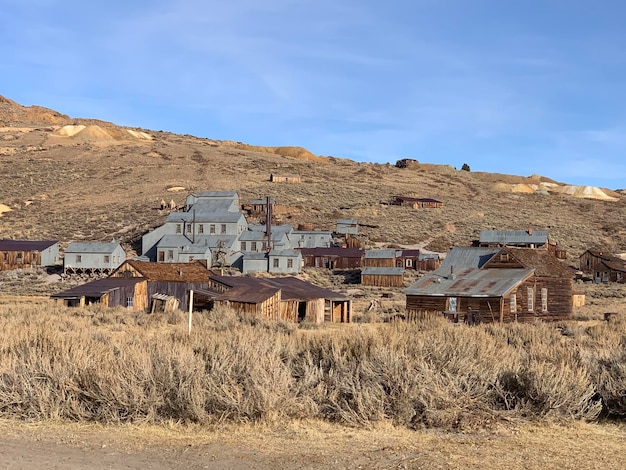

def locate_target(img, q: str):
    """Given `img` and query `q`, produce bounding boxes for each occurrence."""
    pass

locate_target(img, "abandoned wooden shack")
[395,250,441,271]
[0,239,59,271]
[364,249,397,268]
[390,196,444,209]
[110,260,212,311]
[405,246,573,323]
[300,247,364,269]
[51,278,148,310]
[579,250,626,283]
[361,267,405,287]
[269,173,301,183]
[208,275,352,323]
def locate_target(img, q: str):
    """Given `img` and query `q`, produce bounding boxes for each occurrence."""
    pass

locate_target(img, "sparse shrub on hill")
[0,303,624,429]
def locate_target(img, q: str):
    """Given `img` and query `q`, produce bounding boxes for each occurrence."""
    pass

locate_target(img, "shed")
[579,250,626,283]
[51,277,147,310]
[364,249,397,268]
[0,240,59,271]
[361,267,405,287]
[336,219,359,235]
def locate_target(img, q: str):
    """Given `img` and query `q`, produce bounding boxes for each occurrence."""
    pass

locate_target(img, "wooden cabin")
[361,267,405,287]
[300,247,364,269]
[0,239,59,271]
[579,250,626,283]
[110,260,212,311]
[51,278,148,311]
[405,246,573,323]
[270,174,301,183]
[364,249,397,268]
[395,250,441,271]
[209,275,351,323]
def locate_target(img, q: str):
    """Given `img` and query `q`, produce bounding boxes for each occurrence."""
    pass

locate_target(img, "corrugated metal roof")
[362,267,405,275]
[248,224,293,233]
[114,260,211,283]
[64,242,121,254]
[419,253,440,260]
[336,219,358,225]
[51,277,144,299]
[191,191,239,198]
[439,247,500,270]
[406,268,534,297]
[365,249,397,259]
[479,230,548,244]
[243,253,268,260]
[239,230,286,242]
[0,240,58,251]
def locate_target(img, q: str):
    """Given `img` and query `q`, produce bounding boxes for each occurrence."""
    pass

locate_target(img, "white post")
[188,290,194,336]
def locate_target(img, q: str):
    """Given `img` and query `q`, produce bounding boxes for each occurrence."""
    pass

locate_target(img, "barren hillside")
[1,95,625,262]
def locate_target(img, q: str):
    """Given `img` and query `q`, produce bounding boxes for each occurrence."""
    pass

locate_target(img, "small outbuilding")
[51,277,147,310]
[63,241,126,274]
[0,239,59,271]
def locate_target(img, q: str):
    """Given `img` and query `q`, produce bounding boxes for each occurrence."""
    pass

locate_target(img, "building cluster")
[2,190,623,326]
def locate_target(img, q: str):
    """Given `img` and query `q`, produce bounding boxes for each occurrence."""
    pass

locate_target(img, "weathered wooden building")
[390,196,444,209]
[209,275,351,323]
[300,247,364,269]
[405,246,573,323]
[579,250,626,283]
[269,174,301,183]
[63,241,126,274]
[364,249,397,268]
[110,260,212,311]
[51,278,148,310]
[395,250,441,271]
[0,239,59,271]
[361,267,405,287]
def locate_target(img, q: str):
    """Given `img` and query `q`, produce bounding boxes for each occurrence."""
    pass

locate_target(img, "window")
[186,224,192,234]
[167,250,174,260]
[104,255,110,263]
[262,242,267,251]
[527,287,534,311]
[3,253,7,261]
[541,288,548,312]
[221,224,227,234]
[198,224,204,234]
[510,293,517,313]
[241,242,247,251]
[273,258,280,268]
[406,259,413,268]
[126,297,134,308]
[447,297,457,312]
[176,224,182,234]
[287,259,293,268]
[500,253,509,262]
[158,251,165,262]
[76,255,82,263]
[251,242,257,251]
[16,253,23,262]
[210,224,216,234]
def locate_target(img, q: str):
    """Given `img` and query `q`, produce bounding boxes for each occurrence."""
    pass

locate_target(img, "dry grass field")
[3,96,626,467]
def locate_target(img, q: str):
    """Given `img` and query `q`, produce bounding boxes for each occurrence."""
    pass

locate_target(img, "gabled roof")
[479,230,548,244]
[248,224,293,233]
[64,242,122,254]
[190,191,239,198]
[493,247,572,277]
[216,285,280,304]
[439,247,500,270]
[269,249,302,258]
[113,260,211,283]
[397,249,421,257]
[210,275,348,301]
[239,230,287,242]
[51,277,145,299]
[406,268,534,297]
[336,219,358,225]
[0,240,58,251]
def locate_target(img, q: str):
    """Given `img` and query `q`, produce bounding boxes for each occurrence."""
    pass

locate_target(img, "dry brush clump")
[0,303,624,430]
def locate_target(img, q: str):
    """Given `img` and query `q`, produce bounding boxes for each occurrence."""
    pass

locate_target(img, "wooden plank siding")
[361,274,405,287]
[0,250,42,271]
[364,258,396,268]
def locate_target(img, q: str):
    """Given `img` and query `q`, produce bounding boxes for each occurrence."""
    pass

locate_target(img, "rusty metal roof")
[0,239,58,251]
[51,278,145,299]
[216,285,280,303]
[406,268,534,297]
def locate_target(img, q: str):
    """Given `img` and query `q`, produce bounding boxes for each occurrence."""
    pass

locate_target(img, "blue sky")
[2,1,626,188]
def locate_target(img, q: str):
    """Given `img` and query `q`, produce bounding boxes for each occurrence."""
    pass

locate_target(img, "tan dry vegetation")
[1,96,625,260]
